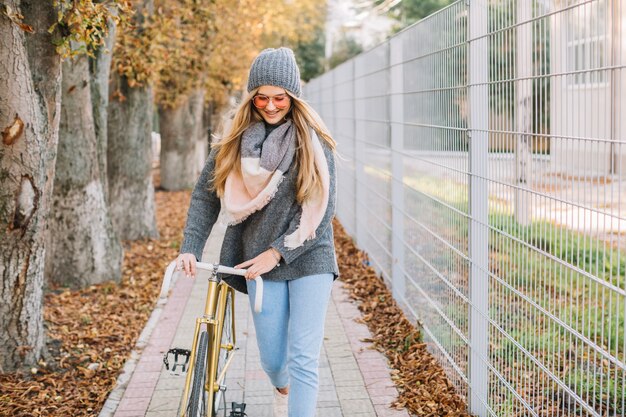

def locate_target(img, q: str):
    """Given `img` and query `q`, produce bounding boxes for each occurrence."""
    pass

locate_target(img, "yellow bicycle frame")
[178,277,237,417]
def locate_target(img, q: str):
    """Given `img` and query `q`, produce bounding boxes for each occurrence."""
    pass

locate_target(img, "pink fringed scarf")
[222,120,329,249]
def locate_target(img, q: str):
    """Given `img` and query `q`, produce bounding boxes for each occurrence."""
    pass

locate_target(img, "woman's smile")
[255,86,291,125]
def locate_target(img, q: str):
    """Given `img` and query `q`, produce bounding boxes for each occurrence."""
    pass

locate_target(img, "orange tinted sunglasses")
[252,94,290,109]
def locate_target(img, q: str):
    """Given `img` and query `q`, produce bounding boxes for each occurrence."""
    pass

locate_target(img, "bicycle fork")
[179,276,237,417]
[208,284,237,415]
[179,276,221,417]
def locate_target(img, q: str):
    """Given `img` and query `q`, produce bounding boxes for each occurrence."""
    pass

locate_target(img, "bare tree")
[45,52,123,288]
[0,0,62,370]
[159,90,205,190]
[90,0,118,202]
[107,0,158,239]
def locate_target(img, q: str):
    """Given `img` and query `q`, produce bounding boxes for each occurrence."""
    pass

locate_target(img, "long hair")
[211,88,336,204]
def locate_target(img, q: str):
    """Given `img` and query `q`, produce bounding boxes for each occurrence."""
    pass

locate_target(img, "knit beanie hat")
[247,47,302,97]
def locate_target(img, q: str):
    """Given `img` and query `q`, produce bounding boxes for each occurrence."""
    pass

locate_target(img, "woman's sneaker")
[272,387,288,417]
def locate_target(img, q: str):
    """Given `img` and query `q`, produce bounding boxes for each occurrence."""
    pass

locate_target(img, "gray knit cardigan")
[180,138,339,294]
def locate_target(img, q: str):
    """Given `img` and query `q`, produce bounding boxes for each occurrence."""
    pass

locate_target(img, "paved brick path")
[100,220,410,417]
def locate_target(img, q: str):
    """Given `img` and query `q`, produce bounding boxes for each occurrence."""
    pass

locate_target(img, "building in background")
[325,0,396,64]
[551,0,625,176]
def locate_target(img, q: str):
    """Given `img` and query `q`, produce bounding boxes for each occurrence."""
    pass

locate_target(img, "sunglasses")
[252,94,290,109]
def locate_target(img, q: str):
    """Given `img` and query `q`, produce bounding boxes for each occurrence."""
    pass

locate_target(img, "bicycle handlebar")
[160,261,263,313]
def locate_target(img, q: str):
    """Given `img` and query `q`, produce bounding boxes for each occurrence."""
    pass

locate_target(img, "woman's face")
[253,85,291,125]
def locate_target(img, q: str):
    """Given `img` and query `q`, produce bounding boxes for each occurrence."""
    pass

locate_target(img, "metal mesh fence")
[304,1,625,415]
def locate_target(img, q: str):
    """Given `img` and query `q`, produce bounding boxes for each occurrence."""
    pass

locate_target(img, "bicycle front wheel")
[188,330,210,417]
[212,288,234,417]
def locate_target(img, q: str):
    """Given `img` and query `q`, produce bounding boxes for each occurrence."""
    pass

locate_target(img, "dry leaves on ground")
[1,180,471,417]
[0,187,191,417]
[334,219,472,417]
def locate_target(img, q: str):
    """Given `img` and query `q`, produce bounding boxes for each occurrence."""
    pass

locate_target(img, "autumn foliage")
[112,0,326,108]
[51,0,131,58]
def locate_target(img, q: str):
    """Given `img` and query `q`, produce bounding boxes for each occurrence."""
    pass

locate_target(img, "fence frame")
[304,1,625,415]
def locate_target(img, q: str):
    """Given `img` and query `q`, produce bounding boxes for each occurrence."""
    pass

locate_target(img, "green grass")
[489,214,625,354]
[566,367,625,415]
[488,215,625,414]
[490,214,625,289]
[403,174,469,208]
[491,394,523,416]
[398,173,625,413]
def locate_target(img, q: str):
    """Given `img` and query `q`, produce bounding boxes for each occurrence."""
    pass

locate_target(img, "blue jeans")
[246,273,334,417]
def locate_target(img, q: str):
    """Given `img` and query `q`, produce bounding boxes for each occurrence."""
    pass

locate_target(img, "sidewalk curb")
[98,275,178,417]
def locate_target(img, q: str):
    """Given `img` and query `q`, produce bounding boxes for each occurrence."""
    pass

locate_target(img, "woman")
[176,47,338,417]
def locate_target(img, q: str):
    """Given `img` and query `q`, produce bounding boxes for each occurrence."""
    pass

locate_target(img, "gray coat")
[180,140,339,294]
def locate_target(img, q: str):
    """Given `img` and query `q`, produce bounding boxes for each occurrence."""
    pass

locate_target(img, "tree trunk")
[45,54,123,288]
[106,0,158,240]
[107,74,159,240]
[90,2,117,203]
[195,99,212,176]
[159,90,205,190]
[0,0,62,371]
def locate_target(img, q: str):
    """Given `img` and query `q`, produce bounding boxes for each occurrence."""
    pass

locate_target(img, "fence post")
[468,0,489,415]
[390,38,405,303]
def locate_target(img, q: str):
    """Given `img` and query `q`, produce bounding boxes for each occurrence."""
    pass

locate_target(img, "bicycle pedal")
[162,348,191,374]
[229,402,247,417]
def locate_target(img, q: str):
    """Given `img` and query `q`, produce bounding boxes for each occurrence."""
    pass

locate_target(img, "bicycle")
[160,260,264,417]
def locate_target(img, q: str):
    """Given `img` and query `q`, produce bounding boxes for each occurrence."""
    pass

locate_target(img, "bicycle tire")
[212,288,234,417]
[188,330,209,417]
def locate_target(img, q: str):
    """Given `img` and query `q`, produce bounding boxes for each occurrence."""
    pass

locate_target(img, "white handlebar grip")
[160,261,177,298]
[253,276,263,313]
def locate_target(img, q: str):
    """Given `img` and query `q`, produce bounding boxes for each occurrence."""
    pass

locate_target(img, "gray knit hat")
[247,47,302,97]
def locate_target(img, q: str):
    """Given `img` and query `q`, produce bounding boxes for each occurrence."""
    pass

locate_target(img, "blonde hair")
[212,89,336,204]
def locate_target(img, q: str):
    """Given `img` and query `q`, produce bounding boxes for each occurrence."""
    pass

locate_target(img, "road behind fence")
[304,0,625,415]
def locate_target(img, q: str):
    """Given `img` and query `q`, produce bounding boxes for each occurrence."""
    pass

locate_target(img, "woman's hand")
[235,248,281,280]
[176,253,197,278]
